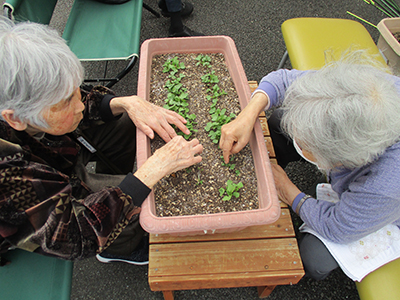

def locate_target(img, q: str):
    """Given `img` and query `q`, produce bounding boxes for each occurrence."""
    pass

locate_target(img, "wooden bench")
[148,82,304,299]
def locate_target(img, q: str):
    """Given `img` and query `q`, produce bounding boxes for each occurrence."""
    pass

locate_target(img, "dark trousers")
[267,108,301,169]
[268,109,339,280]
[74,113,145,256]
[158,0,182,12]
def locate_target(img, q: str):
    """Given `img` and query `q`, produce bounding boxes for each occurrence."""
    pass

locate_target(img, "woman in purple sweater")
[220,52,400,280]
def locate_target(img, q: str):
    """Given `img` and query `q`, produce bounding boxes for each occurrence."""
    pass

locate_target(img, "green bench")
[0,0,146,298]
[3,0,145,87]
[0,249,73,300]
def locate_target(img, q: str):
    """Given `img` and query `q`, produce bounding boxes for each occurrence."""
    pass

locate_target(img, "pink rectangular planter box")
[137,36,280,235]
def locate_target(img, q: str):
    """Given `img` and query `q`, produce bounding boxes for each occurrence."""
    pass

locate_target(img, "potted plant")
[137,36,280,236]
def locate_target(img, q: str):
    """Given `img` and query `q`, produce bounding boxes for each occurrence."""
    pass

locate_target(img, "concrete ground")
[5,0,389,298]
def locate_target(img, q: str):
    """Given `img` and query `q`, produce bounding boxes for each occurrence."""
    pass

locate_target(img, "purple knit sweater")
[255,69,400,243]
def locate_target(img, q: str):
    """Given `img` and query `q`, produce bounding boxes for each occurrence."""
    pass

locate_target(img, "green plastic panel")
[0,249,73,300]
[62,0,143,61]
[3,0,58,24]
[3,0,142,61]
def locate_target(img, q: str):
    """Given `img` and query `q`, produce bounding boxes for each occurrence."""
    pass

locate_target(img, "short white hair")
[281,51,400,169]
[0,17,84,127]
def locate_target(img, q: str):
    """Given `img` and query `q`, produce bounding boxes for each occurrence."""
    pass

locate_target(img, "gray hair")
[281,51,400,169]
[0,17,84,128]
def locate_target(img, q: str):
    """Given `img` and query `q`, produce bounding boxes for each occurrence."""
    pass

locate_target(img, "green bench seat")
[3,0,144,87]
[0,249,73,300]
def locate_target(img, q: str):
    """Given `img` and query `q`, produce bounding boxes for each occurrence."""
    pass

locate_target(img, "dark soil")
[149,53,259,217]
[393,32,400,42]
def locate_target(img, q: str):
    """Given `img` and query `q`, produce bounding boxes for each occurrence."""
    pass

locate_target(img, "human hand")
[134,136,203,188]
[110,96,190,142]
[270,164,301,206]
[219,115,254,164]
[219,92,270,163]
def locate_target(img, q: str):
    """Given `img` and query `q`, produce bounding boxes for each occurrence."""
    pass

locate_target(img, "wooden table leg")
[257,285,277,298]
[162,290,174,300]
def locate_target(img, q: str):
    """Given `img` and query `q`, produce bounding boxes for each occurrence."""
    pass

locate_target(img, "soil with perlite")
[394,32,400,42]
[149,53,259,217]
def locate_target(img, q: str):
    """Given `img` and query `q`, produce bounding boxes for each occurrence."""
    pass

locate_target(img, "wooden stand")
[148,81,304,299]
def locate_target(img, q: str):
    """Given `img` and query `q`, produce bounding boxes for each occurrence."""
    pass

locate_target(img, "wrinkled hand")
[219,92,269,164]
[110,96,190,142]
[134,136,203,188]
[219,115,254,164]
[152,136,203,175]
[270,164,301,206]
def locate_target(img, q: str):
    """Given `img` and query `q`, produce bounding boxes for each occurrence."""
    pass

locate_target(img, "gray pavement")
[12,0,390,299]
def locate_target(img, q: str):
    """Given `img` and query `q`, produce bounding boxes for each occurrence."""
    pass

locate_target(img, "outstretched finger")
[165,112,190,136]
[169,110,187,124]
[219,136,236,164]
[190,139,204,155]
[172,120,190,136]
[138,123,155,140]
[159,121,178,142]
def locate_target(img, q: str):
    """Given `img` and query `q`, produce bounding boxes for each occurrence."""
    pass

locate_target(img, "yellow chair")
[278,17,386,70]
[355,258,400,300]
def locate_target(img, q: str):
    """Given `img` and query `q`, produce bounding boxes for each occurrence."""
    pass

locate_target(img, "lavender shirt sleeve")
[252,69,310,109]
[292,192,306,212]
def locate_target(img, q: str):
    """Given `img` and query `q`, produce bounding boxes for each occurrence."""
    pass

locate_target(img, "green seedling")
[206,85,227,116]
[163,57,185,76]
[219,180,244,201]
[163,57,197,139]
[220,155,236,169]
[206,84,227,101]
[196,172,203,185]
[205,108,236,143]
[195,54,212,67]
[201,71,219,84]
[194,166,204,185]
[208,98,219,114]
[165,73,186,93]
[179,117,198,139]
[220,156,241,176]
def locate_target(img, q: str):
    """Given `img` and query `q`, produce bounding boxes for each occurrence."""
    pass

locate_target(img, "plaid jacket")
[0,87,145,260]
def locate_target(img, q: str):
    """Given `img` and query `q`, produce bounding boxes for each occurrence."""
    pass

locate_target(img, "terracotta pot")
[137,36,280,235]
[377,18,400,73]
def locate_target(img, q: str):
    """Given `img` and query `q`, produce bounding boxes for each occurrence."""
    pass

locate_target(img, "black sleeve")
[118,173,152,207]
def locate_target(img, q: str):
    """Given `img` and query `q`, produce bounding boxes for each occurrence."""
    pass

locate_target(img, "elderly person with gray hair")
[0,17,203,264]
[220,52,400,281]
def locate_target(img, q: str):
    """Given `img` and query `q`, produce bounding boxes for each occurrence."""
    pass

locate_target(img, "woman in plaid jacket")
[0,17,203,262]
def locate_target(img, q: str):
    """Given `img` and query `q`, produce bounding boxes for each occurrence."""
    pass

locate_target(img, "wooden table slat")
[259,117,270,136]
[248,80,258,93]
[149,269,304,291]
[264,137,276,158]
[149,238,302,277]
